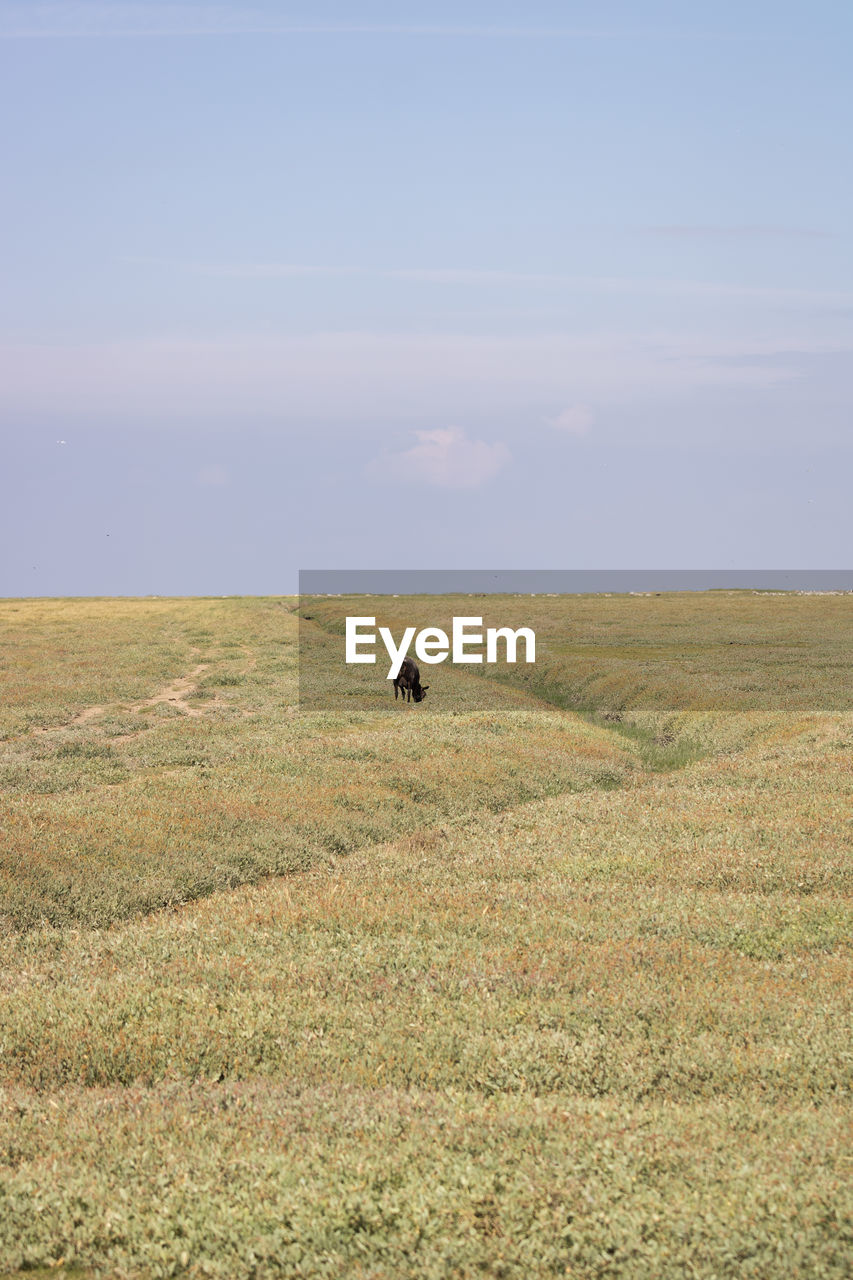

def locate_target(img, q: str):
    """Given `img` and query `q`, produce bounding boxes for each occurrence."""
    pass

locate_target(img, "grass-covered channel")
[0,594,850,1278]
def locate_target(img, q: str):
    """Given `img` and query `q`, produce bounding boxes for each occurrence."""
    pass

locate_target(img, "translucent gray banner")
[300,569,853,595]
[297,570,852,714]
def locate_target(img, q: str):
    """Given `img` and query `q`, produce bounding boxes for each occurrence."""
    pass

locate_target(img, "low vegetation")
[0,594,850,1277]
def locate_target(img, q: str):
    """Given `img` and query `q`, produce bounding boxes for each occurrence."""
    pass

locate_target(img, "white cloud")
[367,428,510,490]
[546,405,594,435]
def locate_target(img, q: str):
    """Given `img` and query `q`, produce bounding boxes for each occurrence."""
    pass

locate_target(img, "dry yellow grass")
[0,595,850,1277]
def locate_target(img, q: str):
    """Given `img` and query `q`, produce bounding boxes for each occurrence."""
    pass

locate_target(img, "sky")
[1,0,851,594]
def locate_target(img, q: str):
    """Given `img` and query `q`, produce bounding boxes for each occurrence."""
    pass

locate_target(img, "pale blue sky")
[1,1,851,593]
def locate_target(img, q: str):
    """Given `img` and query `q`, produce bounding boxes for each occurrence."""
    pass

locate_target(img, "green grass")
[300,590,853,714]
[0,594,850,1277]
[1,598,655,934]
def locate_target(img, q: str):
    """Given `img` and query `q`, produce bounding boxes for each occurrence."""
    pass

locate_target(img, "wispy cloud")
[366,428,510,490]
[125,257,853,308]
[3,330,847,430]
[196,463,229,487]
[545,406,594,436]
[174,260,569,286]
[184,262,365,280]
[0,4,626,40]
[641,224,836,241]
[0,3,769,41]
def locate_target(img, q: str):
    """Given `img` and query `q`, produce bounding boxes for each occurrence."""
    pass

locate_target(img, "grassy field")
[0,594,850,1277]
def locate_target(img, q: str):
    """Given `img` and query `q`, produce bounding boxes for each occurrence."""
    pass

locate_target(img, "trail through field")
[67,704,107,727]
[30,661,211,733]
[128,662,209,717]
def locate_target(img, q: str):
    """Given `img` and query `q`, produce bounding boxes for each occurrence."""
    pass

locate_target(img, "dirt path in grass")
[30,662,211,734]
[125,663,209,718]
[67,704,108,727]
[66,663,210,724]
[58,644,259,732]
